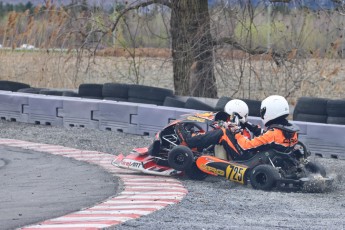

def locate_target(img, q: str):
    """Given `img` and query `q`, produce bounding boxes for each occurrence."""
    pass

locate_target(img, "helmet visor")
[260,107,266,120]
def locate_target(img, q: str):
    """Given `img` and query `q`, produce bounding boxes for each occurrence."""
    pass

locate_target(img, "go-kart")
[112,111,333,191]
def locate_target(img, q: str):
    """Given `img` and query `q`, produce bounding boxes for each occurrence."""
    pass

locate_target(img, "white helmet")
[260,95,289,125]
[224,99,249,123]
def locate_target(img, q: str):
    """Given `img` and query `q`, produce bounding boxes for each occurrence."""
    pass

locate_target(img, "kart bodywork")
[112,111,333,191]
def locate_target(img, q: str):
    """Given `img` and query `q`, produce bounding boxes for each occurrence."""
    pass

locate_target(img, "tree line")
[0,2,34,17]
[0,0,344,100]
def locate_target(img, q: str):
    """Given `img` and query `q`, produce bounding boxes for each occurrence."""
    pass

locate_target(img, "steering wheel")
[183,122,205,135]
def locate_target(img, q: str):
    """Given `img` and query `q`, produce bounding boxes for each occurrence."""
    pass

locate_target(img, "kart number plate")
[226,164,247,184]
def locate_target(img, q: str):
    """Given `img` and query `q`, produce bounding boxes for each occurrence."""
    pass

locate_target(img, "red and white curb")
[0,138,188,230]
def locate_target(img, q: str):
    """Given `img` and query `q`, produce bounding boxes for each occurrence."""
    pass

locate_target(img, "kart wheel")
[305,161,326,177]
[168,146,193,171]
[250,165,280,191]
[185,162,208,180]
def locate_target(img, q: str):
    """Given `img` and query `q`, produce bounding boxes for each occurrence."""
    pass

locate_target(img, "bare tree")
[2,0,345,102]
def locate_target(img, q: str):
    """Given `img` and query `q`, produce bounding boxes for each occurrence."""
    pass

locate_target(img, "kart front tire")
[185,162,208,180]
[250,165,280,191]
[168,146,193,171]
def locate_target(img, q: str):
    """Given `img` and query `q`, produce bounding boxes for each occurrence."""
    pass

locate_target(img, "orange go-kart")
[112,111,332,191]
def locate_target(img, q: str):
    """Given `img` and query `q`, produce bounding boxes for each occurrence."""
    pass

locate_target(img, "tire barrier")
[6,81,264,117]
[163,96,186,108]
[0,139,187,230]
[293,97,328,123]
[0,90,344,160]
[17,87,47,94]
[327,99,345,125]
[241,98,261,117]
[214,96,231,111]
[0,80,30,92]
[78,83,104,99]
[39,89,64,96]
[128,84,174,106]
[294,97,345,125]
[102,83,130,101]
[184,97,216,111]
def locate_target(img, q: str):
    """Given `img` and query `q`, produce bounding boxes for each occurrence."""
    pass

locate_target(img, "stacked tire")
[0,80,30,92]
[184,97,215,111]
[326,99,345,125]
[163,96,186,108]
[128,85,174,105]
[78,83,103,99]
[102,83,130,102]
[293,97,328,123]
[214,96,231,111]
[242,99,261,117]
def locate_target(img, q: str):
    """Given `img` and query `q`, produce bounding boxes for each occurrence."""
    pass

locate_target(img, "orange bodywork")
[196,155,249,184]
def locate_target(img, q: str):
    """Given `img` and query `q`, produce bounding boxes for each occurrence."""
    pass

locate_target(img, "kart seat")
[214,144,228,160]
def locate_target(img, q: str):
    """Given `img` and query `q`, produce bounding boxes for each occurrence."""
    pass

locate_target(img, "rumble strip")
[0,139,188,230]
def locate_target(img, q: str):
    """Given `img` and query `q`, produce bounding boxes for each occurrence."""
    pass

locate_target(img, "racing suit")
[176,118,298,161]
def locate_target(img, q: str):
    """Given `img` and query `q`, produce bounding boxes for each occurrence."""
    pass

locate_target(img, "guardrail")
[0,90,344,159]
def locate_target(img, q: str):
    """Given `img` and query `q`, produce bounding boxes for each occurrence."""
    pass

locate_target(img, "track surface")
[0,139,187,230]
[0,121,345,230]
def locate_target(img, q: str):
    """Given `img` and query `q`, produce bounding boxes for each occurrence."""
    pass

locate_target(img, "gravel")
[0,120,344,230]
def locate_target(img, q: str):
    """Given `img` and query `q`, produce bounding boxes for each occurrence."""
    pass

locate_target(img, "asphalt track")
[0,139,187,230]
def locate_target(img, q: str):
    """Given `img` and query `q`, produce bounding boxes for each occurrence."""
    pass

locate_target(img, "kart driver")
[175,95,299,160]
[223,99,262,138]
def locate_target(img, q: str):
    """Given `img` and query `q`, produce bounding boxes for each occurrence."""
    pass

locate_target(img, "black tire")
[163,96,186,108]
[128,97,163,105]
[327,99,345,117]
[214,96,231,111]
[327,116,345,125]
[250,165,280,191]
[102,83,130,99]
[17,87,47,94]
[184,97,215,111]
[305,161,326,177]
[242,99,261,117]
[78,83,103,98]
[0,80,30,92]
[62,91,79,97]
[185,162,208,180]
[128,85,174,101]
[168,146,194,171]
[39,89,63,96]
[103,97,128,102]
[293,113,327,123]
[294,97,328,115]
[81,96,103,100]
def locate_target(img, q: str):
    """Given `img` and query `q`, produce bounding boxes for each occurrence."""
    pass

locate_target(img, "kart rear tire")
[168,146,194,171]
[305,161,326,177]
[185,162,208,180]
[250,165,280,191]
